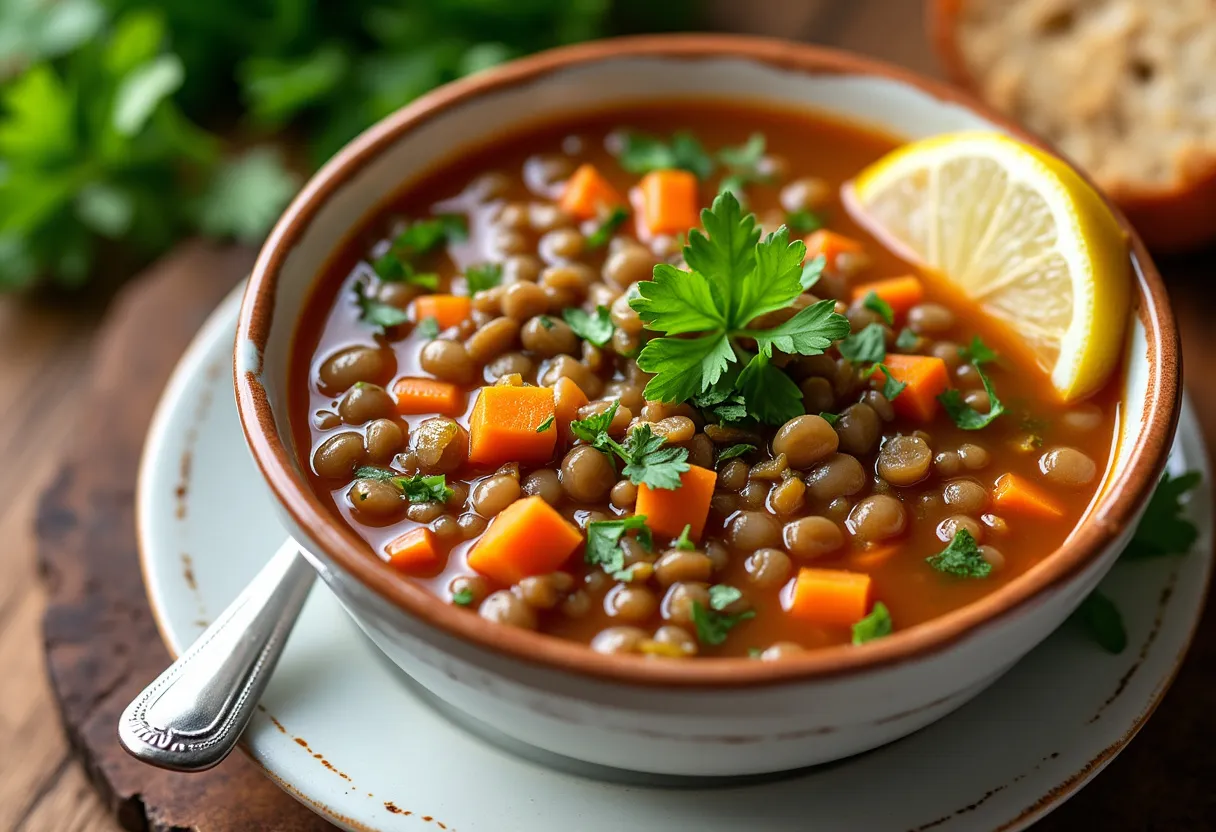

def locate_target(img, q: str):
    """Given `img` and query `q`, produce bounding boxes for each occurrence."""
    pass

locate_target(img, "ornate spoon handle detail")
[118,540,314,771]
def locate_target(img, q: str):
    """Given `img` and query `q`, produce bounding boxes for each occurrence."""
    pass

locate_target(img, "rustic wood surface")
[1,2,1214,830]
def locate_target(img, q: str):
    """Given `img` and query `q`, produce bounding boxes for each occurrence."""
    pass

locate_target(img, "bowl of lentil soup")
[235,36,1179,775]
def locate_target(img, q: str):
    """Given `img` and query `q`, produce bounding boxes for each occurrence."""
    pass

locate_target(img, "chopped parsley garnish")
[416,316,441,339]
[371,253,439,289]
[938,336,1003,430]
[926,529,992,578]
[959,335,999,365]
[451,588,475,607]
[465,262,503,293]
[838,322,886,364]
[852,602,892,645]
[585,514,653,576]
[353,467,454,503]
[674,524,696,550]
[819,411,840,425]
[717,443,756,463]
[1123,470,1202,559]
[895,327,919,350]
[692,584,755,646]
[868,363,907,401]
[535,414,555,434]
[370,215,465,288]
[353,282,410,331]
[800,254,826,290]
[708,584,743,610]
[586,206,630,248]
[862,291,894,325]
[618,130,715,180]
[569,401,690,490]
[1073,591,1126,654]
[538,315,555,330]
[716,133,772,201]
[747,647,763,659]
[563,305,615,347]
[629,192,849,425]
[786,209,824,234]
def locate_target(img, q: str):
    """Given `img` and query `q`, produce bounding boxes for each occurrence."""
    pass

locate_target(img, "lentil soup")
[289,102,1120,660]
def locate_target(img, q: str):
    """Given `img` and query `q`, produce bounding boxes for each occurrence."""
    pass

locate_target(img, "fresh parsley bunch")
[629,192,850,425]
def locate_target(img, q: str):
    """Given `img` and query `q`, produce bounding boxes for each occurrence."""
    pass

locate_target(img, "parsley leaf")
[1123,470,1202,559]
[869,363,907,401]
[926,529,992,578]
[371,252,439,289]
[852,602,893,645]
[938,362,1004,429]
[959,335,999,365]
[819,411,840,425]
[708,584,743,610]
[570,402,690,490]
[749,298,849,357]
[585,206,629,248]
[535,415,555,434]
[465,262,502,293]
[1073,591,1127,654]
[838,323,886,364]
[800,254,826,290]
[895,327,920,351]
[353,282,410,330]
[569,400,620,445]
[692,600,755,646]
[585,515,653,575]
[674,525,696,550]
[416,316,440,339]
[786,209,824,235]
[618,130,715,180]
[452,588,475,606]
[354,467,453,503]
[563,305,615,347]
[863,291,894,325]
[736,352,805,425]
[716,133,772,200]
[717,444,755,463]
[371,214,465,287]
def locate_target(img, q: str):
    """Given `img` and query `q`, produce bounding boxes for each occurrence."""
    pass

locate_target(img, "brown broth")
[289,101,1120,657]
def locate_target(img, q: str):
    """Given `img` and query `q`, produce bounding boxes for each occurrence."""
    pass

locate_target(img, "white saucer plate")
[138,287,1212,832]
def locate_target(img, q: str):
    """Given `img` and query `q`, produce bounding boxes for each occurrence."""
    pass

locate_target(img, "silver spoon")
[118,539,314,771]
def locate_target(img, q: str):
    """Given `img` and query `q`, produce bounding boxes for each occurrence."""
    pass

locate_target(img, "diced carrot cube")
[468,385,557,466]
[411,294,471,330]
[560,164,625,220]
[392,377,466,416]
[851,276,924,318]
[467,496,582,585]
[386,528,442,573]
[881,354,951,421]
[992,472,1065,518]
[635,464,717,541]
[636,169,700,236]
[552,377,589,441]
[789,567,871,626]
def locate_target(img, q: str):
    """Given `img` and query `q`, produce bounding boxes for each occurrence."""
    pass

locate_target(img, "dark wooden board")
[35,241,337,831]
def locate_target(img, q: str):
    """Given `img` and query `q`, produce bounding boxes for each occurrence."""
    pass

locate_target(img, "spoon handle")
[118,540,315,771]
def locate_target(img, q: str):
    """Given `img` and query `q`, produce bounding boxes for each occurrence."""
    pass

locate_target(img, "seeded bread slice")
[931,0,1216,251]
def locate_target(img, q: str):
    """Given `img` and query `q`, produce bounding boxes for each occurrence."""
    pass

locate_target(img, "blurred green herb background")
[0,0,698,291]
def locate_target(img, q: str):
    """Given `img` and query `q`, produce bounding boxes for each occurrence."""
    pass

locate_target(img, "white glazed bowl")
[235,35,1180,777]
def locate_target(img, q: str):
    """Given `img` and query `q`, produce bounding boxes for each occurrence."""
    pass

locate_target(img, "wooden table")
[2,3,1214,829]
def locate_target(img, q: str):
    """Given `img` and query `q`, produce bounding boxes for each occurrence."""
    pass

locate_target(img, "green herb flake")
[800,254,826,291]
[353,282,410,331]
[392,473,455,504]
[869,363,907,401]
[862,290,894,325]
[926,529,992,578]
[586,206,629,248]
[838,323,886,364]
[585,514,653,575]
[563,305,615,347]
[618,131,715,180]
[717,443,756,463]
[691,601,755,646]
[786,209,824,235]
[895,328,920,351]
[535,414,555,434]
[451,588,475,607]
[708,584,743,611]
[747,647,763,659]
[716,133,772,199]
[674,524,696,550]
[465,262,503,294]
[1123,470,1202,559]
[819,411,840,425]
[570,402,690,490]
[959,335,999,366]
[852,602,893,645]
[416,316,440,340]
[1073,591,1127,653]
[938,361,1004,429]
[539,315,555,330]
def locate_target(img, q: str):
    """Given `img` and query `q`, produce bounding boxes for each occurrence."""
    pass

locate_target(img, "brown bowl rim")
[235,33,1181,688]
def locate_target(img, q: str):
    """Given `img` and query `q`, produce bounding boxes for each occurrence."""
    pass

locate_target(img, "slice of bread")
[931,0,1216,251]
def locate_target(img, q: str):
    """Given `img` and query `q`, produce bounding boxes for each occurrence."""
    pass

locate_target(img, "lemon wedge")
[849,132,1130,401]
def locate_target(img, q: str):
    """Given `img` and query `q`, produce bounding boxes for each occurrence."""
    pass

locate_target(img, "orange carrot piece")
[468,385,557,466]
[553,377,589,440]
[386,528,442,573]
[560,163,625,220]
[804,229,864,267]
[635,465,717,540]
[637,169,700,236]
[467,496,582,584]
[851,276,924,318]
[881,354,951,421]
[789,567,872,626]
[411,294,471,330]
[992,472,1065,518]
[392,377,466,416]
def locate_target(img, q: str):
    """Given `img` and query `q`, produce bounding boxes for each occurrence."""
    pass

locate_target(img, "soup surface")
[290,102,1119,659]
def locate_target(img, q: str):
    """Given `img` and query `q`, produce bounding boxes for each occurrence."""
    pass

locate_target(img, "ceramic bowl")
[234,35,1180,777]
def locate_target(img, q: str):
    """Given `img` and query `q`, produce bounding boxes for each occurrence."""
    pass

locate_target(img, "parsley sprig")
[926,529,992,578]
[354,466,454,503]
[692,584,755,645]
[629,192,849,425]
[569,401,689,490]
[938,336,1005,429]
